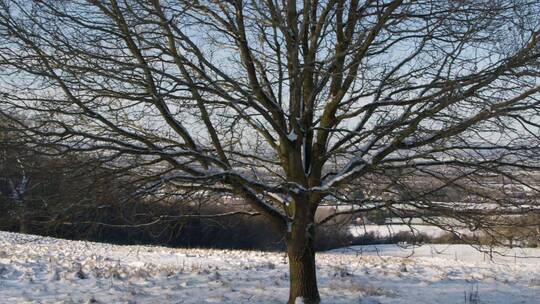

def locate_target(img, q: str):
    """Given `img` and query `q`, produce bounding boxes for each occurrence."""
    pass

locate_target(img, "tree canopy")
[1,1,539,302]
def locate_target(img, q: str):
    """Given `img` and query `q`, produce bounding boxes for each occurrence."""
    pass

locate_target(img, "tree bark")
[287,220,320,304]
[18,213,29,234]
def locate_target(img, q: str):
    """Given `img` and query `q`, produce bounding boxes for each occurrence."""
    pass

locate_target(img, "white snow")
[295,297,306,304]
[0,231,539,303]
[350,224,459,238]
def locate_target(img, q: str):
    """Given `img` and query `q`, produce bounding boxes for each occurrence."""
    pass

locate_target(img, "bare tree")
[1,0,540,302]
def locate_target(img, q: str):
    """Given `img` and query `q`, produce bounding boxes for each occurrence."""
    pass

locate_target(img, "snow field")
[0,231,539,303]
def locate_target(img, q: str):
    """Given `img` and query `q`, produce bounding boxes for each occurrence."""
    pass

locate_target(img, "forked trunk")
[287,220,320,304]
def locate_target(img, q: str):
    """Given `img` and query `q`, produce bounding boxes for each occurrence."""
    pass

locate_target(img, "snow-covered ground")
[350,224,452,238]
[349,217,483,239]
[0,231,539,303]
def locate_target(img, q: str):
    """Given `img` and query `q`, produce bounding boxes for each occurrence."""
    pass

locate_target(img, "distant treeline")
[1,120,538,250]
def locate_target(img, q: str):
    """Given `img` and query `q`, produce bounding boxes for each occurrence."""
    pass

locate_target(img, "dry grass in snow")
[0,231,539,303]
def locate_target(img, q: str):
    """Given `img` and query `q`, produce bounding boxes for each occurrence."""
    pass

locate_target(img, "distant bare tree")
[1,1,540,302]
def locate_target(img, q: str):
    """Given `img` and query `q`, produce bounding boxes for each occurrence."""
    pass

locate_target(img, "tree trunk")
[18,213,29,234]
[287,220,320,304]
